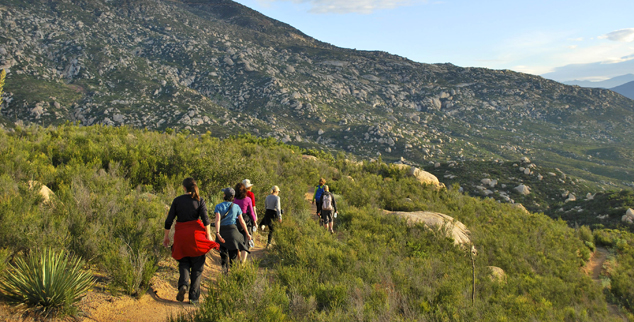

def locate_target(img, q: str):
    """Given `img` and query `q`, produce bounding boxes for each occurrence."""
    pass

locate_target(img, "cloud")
[600,28,634,42]
[258,0,427,14]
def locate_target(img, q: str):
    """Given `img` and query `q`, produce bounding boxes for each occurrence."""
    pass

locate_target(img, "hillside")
[0,125,633,321]
[1,0,634,191]
[612,81,634,100]
[563,74,634,88]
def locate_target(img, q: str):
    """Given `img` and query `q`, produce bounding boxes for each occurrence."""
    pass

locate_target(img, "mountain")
[564,74,634,89]
[542,59,634,83]
[612,81,634,100]
[1,0,634,189]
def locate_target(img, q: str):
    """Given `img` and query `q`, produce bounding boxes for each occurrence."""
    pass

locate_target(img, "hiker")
[318,185,337,234]
[260,185,282,248]
[163,178,219,304]
[243,179,257,218]
[215,187,252,273]
[312,178,326,217]
[234,182,256,263]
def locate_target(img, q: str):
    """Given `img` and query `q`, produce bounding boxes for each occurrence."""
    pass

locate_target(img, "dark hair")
[182,177,200,201]
[224,194,234,202]
[235,182,247,200]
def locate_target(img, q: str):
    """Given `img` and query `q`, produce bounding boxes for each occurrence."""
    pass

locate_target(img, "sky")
[232,0,634,82]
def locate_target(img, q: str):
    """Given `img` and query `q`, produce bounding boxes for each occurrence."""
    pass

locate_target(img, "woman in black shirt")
[163,178,218,304]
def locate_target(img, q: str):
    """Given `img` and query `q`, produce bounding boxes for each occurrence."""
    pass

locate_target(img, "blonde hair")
[319,178,326,185]
[323,185,329,192]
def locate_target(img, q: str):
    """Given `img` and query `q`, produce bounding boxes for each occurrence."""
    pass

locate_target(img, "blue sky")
[233,0,634,81]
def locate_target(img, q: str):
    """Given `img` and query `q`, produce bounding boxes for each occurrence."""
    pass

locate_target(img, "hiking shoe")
[176,285,187,302]
[330,230,334,234]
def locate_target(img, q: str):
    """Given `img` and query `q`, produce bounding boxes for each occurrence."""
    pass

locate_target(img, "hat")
[242,179,253,188]
[271,185,280,193]
[222,187,235,197]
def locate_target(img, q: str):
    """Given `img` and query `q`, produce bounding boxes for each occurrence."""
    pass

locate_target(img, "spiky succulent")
[0,248,94,312]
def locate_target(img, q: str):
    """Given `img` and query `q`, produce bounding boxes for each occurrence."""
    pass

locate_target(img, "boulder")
[585,193,595,200]
[565,194,576,203]
[389,211,470,245]
[521,157,531,163]
[487,266,506,282]
[28,180,54,203]
[409,167,440,187]
[481,178,491,186]
[513,203,529,214]
[514,184,530,195]
[623,208,634,224]
[301,155,317,161]
[523,168,531,175]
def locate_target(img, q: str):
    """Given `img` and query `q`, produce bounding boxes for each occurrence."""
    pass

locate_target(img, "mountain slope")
[564,74,634,88]
[1,0,634,189]
[612,80,634,100]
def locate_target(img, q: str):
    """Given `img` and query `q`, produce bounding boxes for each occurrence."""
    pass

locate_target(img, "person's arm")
[214,205,225,243]
[312,186,318,203]
[163,200,177,247]
[332,196,337,213]
[247,199,256,222]
[237,208,251,240]
[276,196,282,222]
[199,200,213,241]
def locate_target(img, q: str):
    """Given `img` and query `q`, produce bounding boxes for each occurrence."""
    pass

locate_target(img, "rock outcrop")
[28,180,54,203]
[514,184,531,195]
[623,208,634,224]
[389,211,470,245]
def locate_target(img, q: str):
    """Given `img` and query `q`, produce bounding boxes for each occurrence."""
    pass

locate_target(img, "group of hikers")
[162,177,337,304]
[162,178,282,304]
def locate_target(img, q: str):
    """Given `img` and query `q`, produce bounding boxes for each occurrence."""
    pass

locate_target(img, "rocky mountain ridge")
[1,0,633,188]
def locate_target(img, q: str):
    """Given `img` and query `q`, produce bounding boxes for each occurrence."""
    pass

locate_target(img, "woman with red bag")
[163,178,219,304]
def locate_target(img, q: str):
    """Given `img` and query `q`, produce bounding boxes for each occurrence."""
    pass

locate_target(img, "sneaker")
[176,285,187,302]
[330,230,334,234]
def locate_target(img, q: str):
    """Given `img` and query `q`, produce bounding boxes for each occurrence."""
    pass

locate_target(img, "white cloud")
[600,28,634,42]
[258,0,427,14]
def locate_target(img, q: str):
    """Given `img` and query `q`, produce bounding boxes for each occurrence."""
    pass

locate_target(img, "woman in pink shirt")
[234,182,255,263]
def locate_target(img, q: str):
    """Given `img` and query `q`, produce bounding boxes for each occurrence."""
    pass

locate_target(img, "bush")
[0,248,94,315]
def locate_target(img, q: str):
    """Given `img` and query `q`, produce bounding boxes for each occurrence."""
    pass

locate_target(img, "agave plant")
[0,248,94,312]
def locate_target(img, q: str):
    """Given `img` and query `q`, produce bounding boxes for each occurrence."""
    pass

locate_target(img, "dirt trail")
[583,247,609,281]
[76,236,267,322]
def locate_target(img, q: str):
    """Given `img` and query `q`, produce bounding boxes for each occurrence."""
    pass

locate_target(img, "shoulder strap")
[221,202,235,220]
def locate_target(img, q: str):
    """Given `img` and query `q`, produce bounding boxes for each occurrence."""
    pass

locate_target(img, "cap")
[242,179,253,188]
[271,185,280,193]
[222,187,235,197]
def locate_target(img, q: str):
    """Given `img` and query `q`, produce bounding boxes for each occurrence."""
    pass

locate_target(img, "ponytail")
[182,177,200,201]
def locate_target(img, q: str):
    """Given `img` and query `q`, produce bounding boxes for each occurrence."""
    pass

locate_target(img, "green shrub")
[103,242,157,297]
[0,248,94,314]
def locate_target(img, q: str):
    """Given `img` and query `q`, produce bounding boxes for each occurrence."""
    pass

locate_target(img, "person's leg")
[329,221,334,233]
[220,247,229,274]
[267,221,275,245]
[228,249,239,267]
[188,255,206,302]
[177,258,191,302]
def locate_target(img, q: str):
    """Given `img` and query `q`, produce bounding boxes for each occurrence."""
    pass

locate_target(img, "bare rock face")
[623,208,634,224]
[394,164,441,187]
[389,211,471,245]
[514,184,530,195]
[487,266,506,282]
[28,180,54,203]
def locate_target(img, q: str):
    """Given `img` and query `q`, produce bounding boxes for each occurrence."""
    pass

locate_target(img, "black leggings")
[260,209,278,245]
[178,255,206,301]
[220,247,239,269]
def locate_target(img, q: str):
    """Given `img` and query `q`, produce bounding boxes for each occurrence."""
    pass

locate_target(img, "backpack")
[322,193,333,211]
[315,185,325,200]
